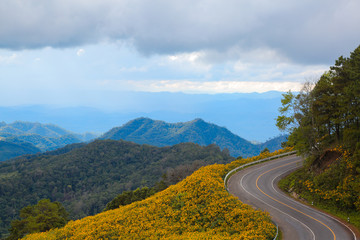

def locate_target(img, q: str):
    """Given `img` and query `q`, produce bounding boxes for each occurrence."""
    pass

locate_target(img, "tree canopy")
[277,45,360,156]
[277,45,360,220]
[7,199,68,240]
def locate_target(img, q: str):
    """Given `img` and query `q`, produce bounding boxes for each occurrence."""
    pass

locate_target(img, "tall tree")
[278,44,360,155]
[7,199,68,240]
[276,83,318,155]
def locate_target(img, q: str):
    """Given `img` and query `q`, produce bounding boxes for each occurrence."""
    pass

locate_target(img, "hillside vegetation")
[100,117,286,157]
[0,140,40,162]
[0,121,97,161]
[277,45,360,227]
[23,149,290,240]
[0,121,71,138]
[0,140,233,238]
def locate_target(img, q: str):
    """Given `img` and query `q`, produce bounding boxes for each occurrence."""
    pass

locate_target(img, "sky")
[0,0,359,139]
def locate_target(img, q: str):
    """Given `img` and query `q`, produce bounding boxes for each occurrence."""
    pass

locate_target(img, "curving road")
[227,154,358,240]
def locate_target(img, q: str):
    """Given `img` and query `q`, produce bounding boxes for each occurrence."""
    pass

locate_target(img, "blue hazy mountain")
[0,121,98,160]
[0,121,74,138]
[100,117,286,157]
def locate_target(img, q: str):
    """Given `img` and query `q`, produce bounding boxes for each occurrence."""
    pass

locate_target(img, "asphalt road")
[227,154,357,240]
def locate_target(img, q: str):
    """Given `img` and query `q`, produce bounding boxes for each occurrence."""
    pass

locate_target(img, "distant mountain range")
[0,121,98,161]
[0,91,284,142]
[0,118,287,161]
[99,117,287,157]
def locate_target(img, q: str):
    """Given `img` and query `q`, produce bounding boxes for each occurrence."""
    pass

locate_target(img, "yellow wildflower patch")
[22,149,295,239]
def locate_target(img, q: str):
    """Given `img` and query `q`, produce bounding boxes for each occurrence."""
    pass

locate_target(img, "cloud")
[0,53,17,64]
[118,66,147,72]
[100,79,303,94]
[165,51,212,72]
[76,49,85,56]
[0,0,359,65]
[230,59,328,83]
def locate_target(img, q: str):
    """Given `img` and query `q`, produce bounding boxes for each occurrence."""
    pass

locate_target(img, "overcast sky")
[0,0,359,108]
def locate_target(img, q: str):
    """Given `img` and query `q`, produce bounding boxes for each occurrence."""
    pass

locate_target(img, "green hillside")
[277,45,360,228]
[0,121,72,138]
[0,139,233,238]
[0,121,98,161]
[100,117,285,157]
[2,133,82,152]
[0,140,40,162]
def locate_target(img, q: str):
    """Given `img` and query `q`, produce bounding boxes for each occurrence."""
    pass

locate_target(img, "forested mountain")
[0,140,40,162]
[0,121,98,161]
[0,139,234,237]
[100,118,285,157]
[0,121,72,138]
[277,45,360,227]
[1,133,82,152]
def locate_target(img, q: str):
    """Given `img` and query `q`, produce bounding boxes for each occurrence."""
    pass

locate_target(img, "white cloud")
[231,57,328,83]
[100,79,303,94]
[286,67,328,80]
[118,66,147,72]
[76,48,85,56]
[0,53,17,64]
[165,51,212,72]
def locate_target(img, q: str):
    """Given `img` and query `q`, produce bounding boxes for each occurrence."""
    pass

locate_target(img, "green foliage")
[0,140,40,162]
[104,187,157,211]
[276,91,296,132]
[7,199,68,240]
[277,44,360,229]
[260,148,270,154]
[0,139,234,238]
[278,45,360,156]
[103,158,210,212]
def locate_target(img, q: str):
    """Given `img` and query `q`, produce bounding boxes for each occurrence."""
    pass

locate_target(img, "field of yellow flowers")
[23,149,291,240]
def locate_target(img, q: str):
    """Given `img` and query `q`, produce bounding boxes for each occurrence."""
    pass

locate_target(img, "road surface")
[227,154,357,240]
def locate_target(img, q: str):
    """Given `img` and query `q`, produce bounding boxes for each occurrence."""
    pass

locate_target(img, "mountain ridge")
[0,121,99,161]
[0,118,286,161]
[0,121,72,138]
[100,117,286,157]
